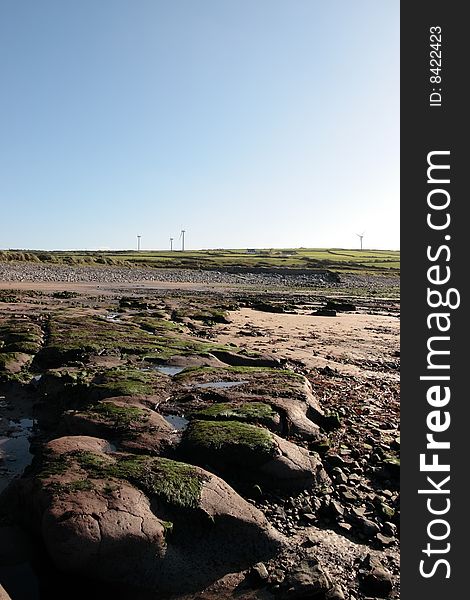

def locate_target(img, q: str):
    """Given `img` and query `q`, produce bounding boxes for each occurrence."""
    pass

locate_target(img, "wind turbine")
[356,232,365,251]
[170,237,174,251]
[180,229,186,252]
[137,235,142,251]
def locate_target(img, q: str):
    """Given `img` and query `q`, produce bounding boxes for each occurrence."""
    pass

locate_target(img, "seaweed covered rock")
[173,367,325,442]
[194,400,281,430]
[61,398,176,454]
[37,366,170,408]
[0,316,43,378]
[2,436,283,594]
[36,314,160,367]
[183,420,329,493]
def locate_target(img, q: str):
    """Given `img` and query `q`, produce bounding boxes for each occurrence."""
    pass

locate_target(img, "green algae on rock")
[194,401,280,428]
[184,420,276,467]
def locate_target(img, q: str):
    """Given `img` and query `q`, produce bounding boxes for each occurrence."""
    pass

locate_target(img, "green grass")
[0,247,400,275]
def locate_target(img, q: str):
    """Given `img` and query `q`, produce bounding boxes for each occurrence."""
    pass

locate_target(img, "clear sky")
[0,0,399,251]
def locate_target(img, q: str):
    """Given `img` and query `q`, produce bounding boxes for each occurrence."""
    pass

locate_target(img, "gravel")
[0,262,398,290]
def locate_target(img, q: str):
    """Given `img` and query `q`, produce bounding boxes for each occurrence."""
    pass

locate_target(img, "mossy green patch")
[89,402,149,428]
[74,452,206,509]
[185,420,276,464]
[43,313,159,362]
[0,352,19,369]
[0,318,43,366]
[37,368,93,403]
[131,316,185,334]
[90,368,165,397]
[44,311,233,366]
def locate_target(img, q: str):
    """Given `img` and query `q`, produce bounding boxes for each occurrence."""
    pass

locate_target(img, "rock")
[329,500,344,519]
[379,458,400,480]
[359,554,393,597]
[281,554,332,598]
[5,436,284,595]
[376,533,395,547]
[340,490,357,502]
[337,521,352,535]
[0,585,12,600]
[252,562,269,582]
[325,301,356,312]
[183,420,329,494]
[325,583,346,599]
[378,502,395,520]
[314,308,337,317]
[61,398,175,455]
[259,435,330,493]
[271,568,286,584]
[359,518,381,538]
[211,350,281,368]
[175,369,324,443]
[165,353,226,368]
[383,521,397,537]
[302,513,317,524]
[331,467,348,485]
[325,453,346,468]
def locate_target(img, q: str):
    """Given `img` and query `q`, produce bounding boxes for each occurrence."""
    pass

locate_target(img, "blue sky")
[0,0,399,251]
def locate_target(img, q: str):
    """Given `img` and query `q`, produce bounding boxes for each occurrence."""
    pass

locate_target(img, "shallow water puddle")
[164,415,189,431]
[153,365,186,376]
[0,418,35,494]
[195,380,248,390]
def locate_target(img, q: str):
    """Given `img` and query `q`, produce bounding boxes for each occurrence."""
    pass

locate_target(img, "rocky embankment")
[0,261,399,291]
[0,292,399,599]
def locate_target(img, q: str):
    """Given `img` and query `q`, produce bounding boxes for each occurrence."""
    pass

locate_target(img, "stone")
[359,554,393,597]
[329,500,344,519]
[325,583,346,599]
[383,521,397,537]
[4,436,284,595]
[252,562,269,582]
[183,421,329,494]
[211,349,280,368]
[325,453,346,468]
[376,533,395,547]
[281,554,332,599]
[0,585,12,600]
[337,521,352,534]
[341,490,357,502]
[378,502,395,520]
[61,398,175,455]
[302,513,317,524]
[359,518,381,538]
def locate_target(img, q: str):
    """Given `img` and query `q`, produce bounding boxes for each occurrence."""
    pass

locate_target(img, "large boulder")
[183,420,329,493]
[3,436,283,594]
[61,398,176,455]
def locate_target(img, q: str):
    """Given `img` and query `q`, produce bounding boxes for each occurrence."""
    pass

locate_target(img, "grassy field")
[0,248,400,275]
